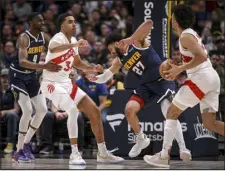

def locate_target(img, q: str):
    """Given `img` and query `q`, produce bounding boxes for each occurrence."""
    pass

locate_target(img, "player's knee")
[202,114,216,131]
[125,102,139,118]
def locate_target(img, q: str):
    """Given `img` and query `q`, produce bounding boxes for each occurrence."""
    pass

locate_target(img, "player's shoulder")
[51,32,65,41]
[71,36,78,43]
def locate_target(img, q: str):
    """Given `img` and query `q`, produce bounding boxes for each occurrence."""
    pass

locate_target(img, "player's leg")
[20,77,47,160]
[161,98,191,161]
[144,85,199,168]
[200,91,224,136]
[41,81,85,165]
[125,94,150,158]
[13,91,33,162]
[77,93,124,163]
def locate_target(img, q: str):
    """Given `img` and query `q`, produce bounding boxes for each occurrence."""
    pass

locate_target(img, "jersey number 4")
[132,61,145,75]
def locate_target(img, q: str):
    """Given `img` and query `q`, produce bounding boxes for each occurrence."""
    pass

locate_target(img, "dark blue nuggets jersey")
[10,30,45,73]
[9,30,45,98]
[121,44,162,84]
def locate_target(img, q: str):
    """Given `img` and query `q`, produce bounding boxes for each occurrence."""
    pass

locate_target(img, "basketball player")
[40,13,124,165]
[10,12,62,162]
[87,20,191,160]
[143,4,224,168]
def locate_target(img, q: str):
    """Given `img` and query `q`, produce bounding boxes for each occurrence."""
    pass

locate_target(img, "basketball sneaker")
[180,149,192,161]
[4,143,13,154]
[12,149,30,163]
[143,152,169,168]
[69,151,86,165]
[97,151,124,163]
[23,143,35,161]
[129,133,150,158]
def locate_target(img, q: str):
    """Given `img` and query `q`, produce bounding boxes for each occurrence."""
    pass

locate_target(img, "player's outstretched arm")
[178,33,208,71]
[18,34,61,72]
[73,54,103,72]
[87,57,122,83]
[49,39,88,53]
[117,20,153,48]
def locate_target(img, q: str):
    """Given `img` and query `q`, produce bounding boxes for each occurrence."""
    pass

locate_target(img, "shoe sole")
[69,162,86,165]
[143,156,169,168]
[97,159,124,164]
[180,152,192,161]
[129,138,151,158]
[12,159,31,163]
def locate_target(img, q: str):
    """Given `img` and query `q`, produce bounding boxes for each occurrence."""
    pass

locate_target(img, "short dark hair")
[105,32,122,47]
[172,4,195,30]
[57,13,74,31]
[27,12,40,23]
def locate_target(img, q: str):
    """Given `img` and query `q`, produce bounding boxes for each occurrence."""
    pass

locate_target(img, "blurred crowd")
[0,0,224,155]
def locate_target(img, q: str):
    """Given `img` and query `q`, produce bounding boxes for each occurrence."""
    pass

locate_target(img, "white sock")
[24,127,36,144]
[175,120,186,151]
[97,142,108,156]
[136,131,145,140]
[17,133,26,152]
[71,144,78,153]
[161,119,177,158]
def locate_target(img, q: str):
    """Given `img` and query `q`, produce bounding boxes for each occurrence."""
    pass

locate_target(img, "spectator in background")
[210,51,225,121]
[1,24,14,42]
[84,30,97,49]
[91,41,108,65]
[0,68,20,154]
[0,40,16,69]
[12,0,32,18]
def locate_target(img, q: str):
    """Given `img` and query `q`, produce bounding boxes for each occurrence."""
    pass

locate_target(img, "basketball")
[159,59,180,80]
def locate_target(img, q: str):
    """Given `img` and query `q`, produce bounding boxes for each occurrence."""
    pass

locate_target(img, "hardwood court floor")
[1,154,224,170]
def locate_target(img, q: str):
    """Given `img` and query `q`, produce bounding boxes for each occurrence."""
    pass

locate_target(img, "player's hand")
[0,110,7,117]
[44,61,62,72]
[75,39,89,47]
[163,61,183,80]
[116,37,134,48]
[55,112,66,120]
[93,64,104,73]
[112,57,122,68]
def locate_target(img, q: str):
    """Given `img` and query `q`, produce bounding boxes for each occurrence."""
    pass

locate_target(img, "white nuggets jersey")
[179,28,212,74]
[42,32,78,82]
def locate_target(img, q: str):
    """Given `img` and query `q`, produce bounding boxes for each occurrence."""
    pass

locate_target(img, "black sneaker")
[39,146,54,155]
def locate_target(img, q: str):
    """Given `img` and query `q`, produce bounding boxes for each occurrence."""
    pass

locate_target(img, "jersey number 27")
[132,61,145,75]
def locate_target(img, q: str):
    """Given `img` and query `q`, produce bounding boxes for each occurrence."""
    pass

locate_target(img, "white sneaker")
[97,152,124,163]
[129,134,150,158]
[69,151,86,165]
[180,149,192,161]
[143,152,169,168]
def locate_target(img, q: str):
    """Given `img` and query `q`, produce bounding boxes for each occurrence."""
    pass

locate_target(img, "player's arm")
[49,39,88,53]
[117,20,153,48]
[131,19,153,42]
[87,57,122,83]
[73,54,96,71]
[43,32,51,50]
[178,34,208,72]
[18,34,61,71]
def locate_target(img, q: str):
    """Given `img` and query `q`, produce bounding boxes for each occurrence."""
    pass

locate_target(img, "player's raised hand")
[44,61,62,72]
[93,64,104,73]
[116,37,133,49]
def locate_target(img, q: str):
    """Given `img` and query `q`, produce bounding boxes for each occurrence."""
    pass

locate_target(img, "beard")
[115,47,124,59]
